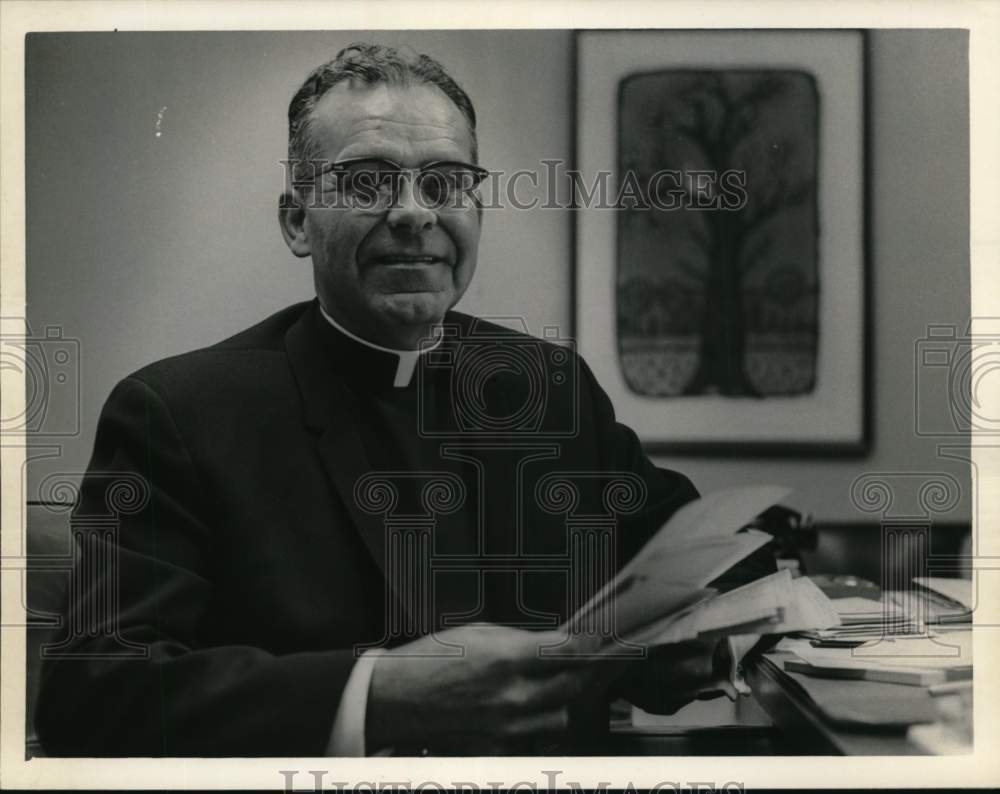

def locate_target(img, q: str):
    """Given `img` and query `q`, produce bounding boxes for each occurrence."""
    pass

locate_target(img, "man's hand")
[610,637,735,715]
[365,624,605,754]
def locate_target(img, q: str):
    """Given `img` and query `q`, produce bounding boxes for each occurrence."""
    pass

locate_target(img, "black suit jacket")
[36,300,698,756]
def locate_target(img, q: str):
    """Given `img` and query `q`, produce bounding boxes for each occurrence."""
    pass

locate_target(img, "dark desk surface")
[607,652,936,755]
[744,654,927,755]
[602,724,790,755]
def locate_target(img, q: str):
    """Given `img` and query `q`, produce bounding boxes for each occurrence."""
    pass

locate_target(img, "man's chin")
[376,293,450,329]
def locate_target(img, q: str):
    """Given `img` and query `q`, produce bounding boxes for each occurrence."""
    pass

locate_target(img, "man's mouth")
[369,255,447,266]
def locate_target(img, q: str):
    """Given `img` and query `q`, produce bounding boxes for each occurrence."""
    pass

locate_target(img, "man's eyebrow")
[335,155,477,166]
[352,115,462,132]
[332,147,477,167]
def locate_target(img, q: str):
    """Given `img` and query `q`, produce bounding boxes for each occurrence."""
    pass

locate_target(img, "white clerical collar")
[319,304,443,388]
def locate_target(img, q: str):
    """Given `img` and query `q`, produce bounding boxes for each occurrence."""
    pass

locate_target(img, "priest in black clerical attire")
[35,43,748,757]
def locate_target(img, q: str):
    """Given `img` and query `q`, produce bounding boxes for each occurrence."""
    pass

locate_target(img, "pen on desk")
[929,680,973,696]
[809,639,865,648]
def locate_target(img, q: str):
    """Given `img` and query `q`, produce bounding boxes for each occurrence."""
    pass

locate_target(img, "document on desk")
[801,595,917,642]
[776,629,973,686]
[849,631,972,665]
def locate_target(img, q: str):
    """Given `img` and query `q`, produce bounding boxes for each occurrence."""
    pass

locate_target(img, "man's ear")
[278,190,311,258]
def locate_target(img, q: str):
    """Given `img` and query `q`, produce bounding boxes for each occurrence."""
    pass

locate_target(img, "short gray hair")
[287,43,479,183]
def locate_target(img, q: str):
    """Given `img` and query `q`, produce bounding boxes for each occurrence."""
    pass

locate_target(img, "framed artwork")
[574,29,868,455]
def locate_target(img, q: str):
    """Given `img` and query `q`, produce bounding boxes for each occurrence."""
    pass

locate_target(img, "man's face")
[286,82,481,348]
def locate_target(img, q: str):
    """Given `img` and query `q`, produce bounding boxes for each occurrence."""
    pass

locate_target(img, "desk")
[744,653,928,755]
[601,724,790,755]
[607,649,953,755]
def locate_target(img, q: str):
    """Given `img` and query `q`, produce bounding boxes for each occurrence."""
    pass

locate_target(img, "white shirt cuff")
[326,651,378,757]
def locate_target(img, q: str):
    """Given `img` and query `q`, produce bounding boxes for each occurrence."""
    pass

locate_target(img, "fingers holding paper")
[364,623,610,754]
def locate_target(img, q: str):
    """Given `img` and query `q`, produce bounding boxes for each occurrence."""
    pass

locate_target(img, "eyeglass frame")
[293,156,489,212]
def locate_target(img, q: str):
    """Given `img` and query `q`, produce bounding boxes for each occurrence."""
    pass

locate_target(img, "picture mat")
[577,30,865,446]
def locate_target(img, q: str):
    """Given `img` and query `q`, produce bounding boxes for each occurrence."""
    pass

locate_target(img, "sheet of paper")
[570,578,707,638]
[782,657,949,686]
[638,593,782,646]
[850,631,973,666]
[626,530,774,590]
[693,568,793,625]
[886,589,971,625]
[765,575,841,634]
[832,596,894,615]
[643,610,782,647]
[624,485,791,569]
[619,570,842,647]
[572,529,774,628]
[810,623,918,640]
[614,589,718,646]
[565,486,789,646]
[787,630,972,670]
[913,577,973,609]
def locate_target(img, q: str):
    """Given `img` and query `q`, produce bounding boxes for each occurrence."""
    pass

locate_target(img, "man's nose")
[385,175,437,233]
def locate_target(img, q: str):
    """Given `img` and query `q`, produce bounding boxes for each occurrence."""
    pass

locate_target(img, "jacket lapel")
[283,304,396,609]
[283,305,568,628]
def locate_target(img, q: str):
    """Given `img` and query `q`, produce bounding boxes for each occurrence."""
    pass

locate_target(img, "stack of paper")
[802,579,973,646]
[632,569,841,647]
[834,597,907,624]
[776,631,972,687]
[799,596,919,644]
[561,486,842,655]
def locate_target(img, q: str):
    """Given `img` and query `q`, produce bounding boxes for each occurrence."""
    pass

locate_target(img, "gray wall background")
[24,29,970,521]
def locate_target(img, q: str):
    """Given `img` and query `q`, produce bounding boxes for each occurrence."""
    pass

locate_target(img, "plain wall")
[24,29,970,521]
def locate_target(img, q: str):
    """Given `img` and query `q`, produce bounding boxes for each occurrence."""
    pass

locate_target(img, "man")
[36,44,750,757]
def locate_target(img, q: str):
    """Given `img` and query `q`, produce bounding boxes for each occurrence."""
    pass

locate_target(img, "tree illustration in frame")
[616,70,819,398]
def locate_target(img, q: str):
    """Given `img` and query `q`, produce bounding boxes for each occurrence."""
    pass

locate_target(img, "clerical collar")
[318,304,443,389]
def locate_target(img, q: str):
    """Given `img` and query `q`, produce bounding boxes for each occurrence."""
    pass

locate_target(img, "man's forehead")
[310,82,474,160]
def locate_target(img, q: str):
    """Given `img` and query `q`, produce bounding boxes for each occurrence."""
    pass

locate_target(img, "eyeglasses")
[304,157,489,210]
